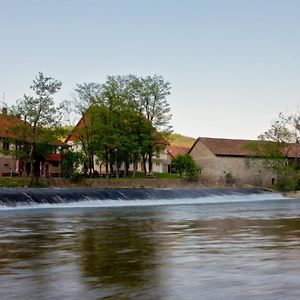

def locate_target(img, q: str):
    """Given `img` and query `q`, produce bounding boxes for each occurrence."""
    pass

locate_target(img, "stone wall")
[45,178,207,189]
[190,140,276,187]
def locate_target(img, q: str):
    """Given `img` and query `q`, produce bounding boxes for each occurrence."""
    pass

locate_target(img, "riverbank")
[282,191,300,199]
[0,176,270,191]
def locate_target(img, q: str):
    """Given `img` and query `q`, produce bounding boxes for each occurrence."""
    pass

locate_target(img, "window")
[3,142,9,151]
[156,147,160,158]
[52,162,59,167]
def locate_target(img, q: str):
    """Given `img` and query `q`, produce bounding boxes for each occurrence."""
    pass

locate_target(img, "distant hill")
[168,133,196,148]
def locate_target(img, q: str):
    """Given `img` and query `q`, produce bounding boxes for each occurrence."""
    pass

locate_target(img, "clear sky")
[1,0,300,139]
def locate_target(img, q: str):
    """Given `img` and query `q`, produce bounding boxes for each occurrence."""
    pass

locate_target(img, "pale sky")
[1,0,300,139]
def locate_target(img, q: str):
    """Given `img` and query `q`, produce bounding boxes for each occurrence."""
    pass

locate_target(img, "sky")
[1,0,300,139]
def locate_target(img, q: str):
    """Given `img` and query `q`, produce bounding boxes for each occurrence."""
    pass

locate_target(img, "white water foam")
[0,192,287,211]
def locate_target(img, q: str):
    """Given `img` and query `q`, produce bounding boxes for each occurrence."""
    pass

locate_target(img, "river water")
[0,194,300,299]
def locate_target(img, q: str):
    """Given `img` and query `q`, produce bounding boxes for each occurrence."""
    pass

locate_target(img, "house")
[188,137,293,186]
[65,113,169,174]
[166,145,190,173]
[0,109,66,177]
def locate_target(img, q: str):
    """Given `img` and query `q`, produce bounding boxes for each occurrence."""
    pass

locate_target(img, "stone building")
[189,137,279,186]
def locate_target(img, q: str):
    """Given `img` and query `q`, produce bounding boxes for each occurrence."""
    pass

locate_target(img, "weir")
[0,188,284,209]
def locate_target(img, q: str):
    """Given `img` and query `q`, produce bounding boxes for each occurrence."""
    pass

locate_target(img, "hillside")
[168,133,196,148]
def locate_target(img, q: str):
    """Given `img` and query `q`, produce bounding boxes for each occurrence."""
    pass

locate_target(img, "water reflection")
[0,201,300,299]
[77,213,159,289]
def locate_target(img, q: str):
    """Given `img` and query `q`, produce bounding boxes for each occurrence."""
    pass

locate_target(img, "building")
[188,137,284,186]
[65,114,169,174]
[0,109,65,177]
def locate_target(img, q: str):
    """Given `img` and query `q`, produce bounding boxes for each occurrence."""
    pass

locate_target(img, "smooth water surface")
[1,198,300,299]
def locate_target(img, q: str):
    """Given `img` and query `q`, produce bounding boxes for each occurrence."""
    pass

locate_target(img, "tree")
[11,72,62,185]
[171,154,200,179]
[68,75,172,177]
[134,75,172,173]
[248,113,300,191]
[61,149,84,179]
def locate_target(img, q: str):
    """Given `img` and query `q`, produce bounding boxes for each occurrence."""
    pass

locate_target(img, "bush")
[171,154,200,179]
[275,166,300,191]
[61,150,84,179]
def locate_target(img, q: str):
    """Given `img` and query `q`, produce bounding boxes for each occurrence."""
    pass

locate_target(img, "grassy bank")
[0,176,47,188]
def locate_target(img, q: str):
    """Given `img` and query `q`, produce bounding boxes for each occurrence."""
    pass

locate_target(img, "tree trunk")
[29,142,35,186]
[148,148,153,174]
[124,157,129,178]
[142,154,148,174]
[132,161,137,178]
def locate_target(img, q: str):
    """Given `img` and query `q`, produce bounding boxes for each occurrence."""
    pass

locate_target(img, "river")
[0,189,300,299]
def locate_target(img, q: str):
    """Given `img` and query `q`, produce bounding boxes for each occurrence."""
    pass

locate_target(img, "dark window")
[3,142,9,151]
[52,162,59,167]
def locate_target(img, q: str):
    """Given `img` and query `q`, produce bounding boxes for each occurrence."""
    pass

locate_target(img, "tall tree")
[138,75,172,173]
[69,74,172,177]
[70,83,102,176]
[11,72,62,184]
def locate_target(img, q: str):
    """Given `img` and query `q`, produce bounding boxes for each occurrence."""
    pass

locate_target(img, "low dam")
[0,187,284,209]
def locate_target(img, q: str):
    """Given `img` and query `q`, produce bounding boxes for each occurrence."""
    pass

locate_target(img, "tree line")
[6,73,172,182]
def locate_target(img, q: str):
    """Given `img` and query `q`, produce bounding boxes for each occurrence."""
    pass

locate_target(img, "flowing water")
[0,189,300,299]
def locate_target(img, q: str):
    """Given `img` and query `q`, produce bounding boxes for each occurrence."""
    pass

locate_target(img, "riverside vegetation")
[2,72,300,191]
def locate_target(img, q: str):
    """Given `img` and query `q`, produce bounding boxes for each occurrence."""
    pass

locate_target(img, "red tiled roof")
[189,137,300,158]
[0,113,69,148]
[65,117,86,143]
[167,145,189,158]
[0,113,29,140]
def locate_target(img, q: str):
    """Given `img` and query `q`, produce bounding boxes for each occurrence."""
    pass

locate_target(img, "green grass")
[0,176,48,188]
[153,172,181,179]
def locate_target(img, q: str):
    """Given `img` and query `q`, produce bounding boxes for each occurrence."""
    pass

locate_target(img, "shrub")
[171,154,200,179]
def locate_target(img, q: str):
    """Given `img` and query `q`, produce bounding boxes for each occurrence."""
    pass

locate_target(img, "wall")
[44,177,223,189]
[0,142,18,175]
[190,140,276,187]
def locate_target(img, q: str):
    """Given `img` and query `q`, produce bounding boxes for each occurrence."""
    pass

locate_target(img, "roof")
[0,113,68,148]
[167,145,189,158]
[65,117,85,143]
[0,113,29,140]
[189,137,300,158]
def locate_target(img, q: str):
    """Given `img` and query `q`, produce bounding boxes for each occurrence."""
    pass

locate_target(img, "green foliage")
[70,75,172,176]
[171,154,200,179]
[61,149,84,179]
[274,164,300,192]
[255,112,300,191]
[10,72,63,184]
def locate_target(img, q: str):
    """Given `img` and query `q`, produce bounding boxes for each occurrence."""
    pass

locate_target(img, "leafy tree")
[69,75,171,177]
[171,154,200,179]
[11,72,62,185]
[133,75,172,173]
[247,113,300,191]
[61,149,85,179]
